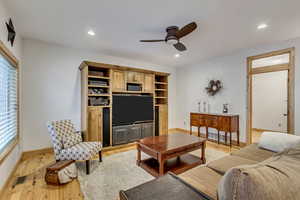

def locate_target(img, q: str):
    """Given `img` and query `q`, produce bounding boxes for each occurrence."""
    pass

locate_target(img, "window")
[0,45,18,160]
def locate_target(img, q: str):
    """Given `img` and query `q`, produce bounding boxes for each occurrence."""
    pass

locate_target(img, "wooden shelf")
[88,75,110,79]
[88,105,111,108]
[112,91,152,94]
[88,94,110,97]
[88,85,109,88]
[155,82,167,85]
[81,61,169,148]
[127,81,142,84]
[139,154,203,177]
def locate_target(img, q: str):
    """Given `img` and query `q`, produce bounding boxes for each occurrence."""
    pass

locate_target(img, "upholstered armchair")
[47,120,102,174]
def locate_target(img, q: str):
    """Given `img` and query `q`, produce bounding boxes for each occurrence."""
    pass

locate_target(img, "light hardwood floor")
[252,130,264,143]
[0,134,238,200]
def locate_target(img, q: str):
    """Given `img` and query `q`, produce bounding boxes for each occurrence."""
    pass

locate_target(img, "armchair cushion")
[62,131,82,148]
[58,142,102,160]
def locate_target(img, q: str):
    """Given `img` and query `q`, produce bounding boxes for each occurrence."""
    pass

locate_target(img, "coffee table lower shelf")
[139,154,203,177]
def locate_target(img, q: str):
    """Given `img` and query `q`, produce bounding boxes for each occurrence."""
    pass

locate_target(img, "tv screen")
[112,95,153,125]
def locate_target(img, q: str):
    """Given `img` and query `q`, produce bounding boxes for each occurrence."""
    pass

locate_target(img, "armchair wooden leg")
[99,151,102,162]
[86,160,90,175]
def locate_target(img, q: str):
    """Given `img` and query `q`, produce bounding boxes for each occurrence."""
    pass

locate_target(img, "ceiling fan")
[140,22,197,52]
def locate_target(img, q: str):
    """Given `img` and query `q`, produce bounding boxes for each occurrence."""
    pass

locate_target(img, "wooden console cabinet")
[190,113,239,147]
[80,61,169,148]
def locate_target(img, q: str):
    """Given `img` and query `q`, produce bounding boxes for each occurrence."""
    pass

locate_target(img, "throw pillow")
[258,131,300,152]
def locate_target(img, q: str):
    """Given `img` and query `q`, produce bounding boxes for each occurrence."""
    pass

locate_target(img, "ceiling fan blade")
[173,42,187,52]
[176,22,197,39]
[140,39,165,42]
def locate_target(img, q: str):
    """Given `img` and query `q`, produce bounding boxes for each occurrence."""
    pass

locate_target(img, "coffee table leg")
[137,146,141,166]
[201,141,206,164]
[158,154,164,176]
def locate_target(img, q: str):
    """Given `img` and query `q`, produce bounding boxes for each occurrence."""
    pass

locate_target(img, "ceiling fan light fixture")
[166,36,178,45]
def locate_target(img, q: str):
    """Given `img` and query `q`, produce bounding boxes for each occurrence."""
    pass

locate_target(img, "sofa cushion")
[230,143,274,162]
[207,155,258,175]
[179,166,222,200]
[218,146,300,200]
[258,131,300,152]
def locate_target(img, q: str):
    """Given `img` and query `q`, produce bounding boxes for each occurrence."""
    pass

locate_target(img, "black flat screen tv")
[112,95,153,126]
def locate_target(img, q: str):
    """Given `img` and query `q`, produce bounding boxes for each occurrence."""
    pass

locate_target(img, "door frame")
[246,48,295,145]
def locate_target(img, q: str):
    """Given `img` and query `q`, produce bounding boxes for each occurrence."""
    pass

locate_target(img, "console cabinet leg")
[237,130,240,146]
[230,132,232,147]
[201,141,206,164]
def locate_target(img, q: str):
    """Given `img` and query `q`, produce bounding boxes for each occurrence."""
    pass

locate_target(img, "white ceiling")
[4,0,300,67]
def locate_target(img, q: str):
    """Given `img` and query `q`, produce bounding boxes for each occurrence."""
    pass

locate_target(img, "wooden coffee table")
[137,133,206,177]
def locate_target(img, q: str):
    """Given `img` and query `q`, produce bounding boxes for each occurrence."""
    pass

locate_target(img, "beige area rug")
[77,148,228,200]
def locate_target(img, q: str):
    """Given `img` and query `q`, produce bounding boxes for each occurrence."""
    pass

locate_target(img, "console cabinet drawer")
[190,114,199,121]
[205,116,218,128]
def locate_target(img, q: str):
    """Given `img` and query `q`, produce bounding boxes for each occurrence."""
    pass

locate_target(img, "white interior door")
[252,70,288,132]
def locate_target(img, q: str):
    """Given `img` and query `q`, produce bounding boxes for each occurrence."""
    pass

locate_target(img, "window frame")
[0,40,19,165]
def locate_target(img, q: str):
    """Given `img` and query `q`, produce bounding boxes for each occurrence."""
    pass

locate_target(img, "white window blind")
[0,54,18,153]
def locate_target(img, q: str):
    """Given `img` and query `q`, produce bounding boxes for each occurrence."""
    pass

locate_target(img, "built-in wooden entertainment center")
[80,61,169,148]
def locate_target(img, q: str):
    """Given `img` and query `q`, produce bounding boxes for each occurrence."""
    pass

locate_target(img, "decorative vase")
[223,104,228,114]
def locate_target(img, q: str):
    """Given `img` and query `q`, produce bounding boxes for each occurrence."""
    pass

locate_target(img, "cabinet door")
[127,71,136,83]
[127,71,144,83]
[112,70,126,92]
[144,74,154,93]
[159,105,168,135]
[112,126,129,145]
[142,123,153,138]
[219,116,231,132]
[88,107,102,142]
[134,72,144,83]
[128,124,142,142]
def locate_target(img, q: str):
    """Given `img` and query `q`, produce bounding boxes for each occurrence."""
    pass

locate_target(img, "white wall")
[0,1,23,190]
[176,37,300,143]
[22,39,177,151]
[252,71,288,132]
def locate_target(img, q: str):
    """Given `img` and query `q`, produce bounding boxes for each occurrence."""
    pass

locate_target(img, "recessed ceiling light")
[87,30,95,36]
[174,53,180,58]
[257,23,268,30]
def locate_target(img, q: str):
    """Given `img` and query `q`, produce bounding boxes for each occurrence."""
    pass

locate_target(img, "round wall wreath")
[205,80,222,96]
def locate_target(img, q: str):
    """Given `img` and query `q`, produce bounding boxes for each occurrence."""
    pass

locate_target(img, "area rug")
[77,148,228,200]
